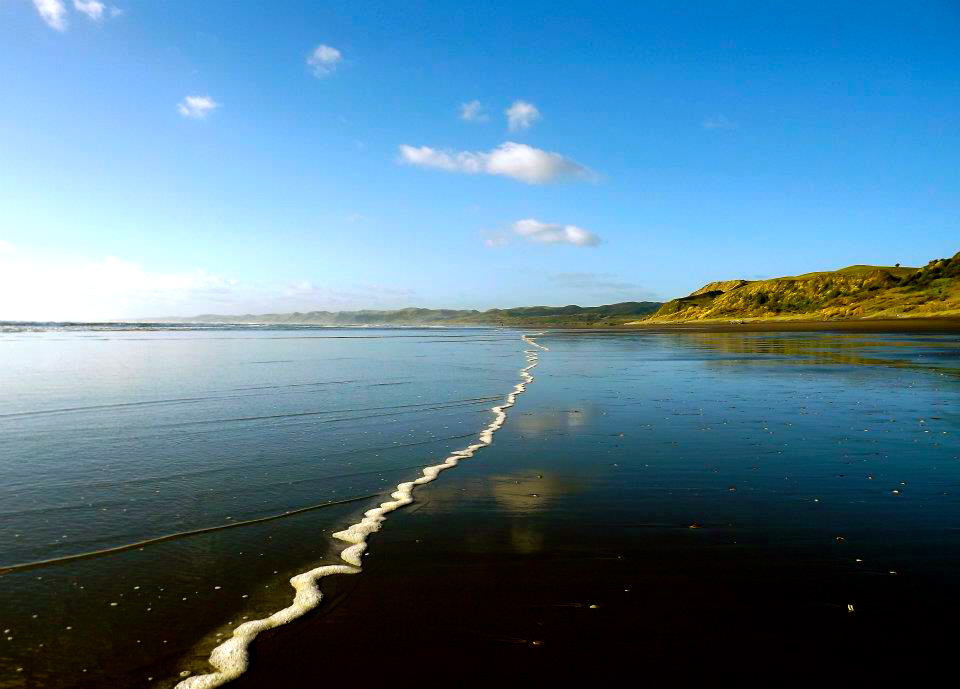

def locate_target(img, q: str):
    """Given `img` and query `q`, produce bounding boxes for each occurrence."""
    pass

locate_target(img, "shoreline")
[589,317,960,333]
[173,335,545,689]
[4,317,960,333]
[224,327,960,687]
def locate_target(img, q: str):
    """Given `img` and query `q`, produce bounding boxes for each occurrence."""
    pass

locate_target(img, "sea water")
[0,326,534,687]
[1,326,958,688]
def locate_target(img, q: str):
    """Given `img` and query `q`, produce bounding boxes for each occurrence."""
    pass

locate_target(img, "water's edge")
[174,334,548,688]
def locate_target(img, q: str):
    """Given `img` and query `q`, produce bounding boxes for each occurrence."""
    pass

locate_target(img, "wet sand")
[7,327,957,688]
[625,317,960,333]
[221,329,960,687]
[0,328,530,689]
[230,486,954,686]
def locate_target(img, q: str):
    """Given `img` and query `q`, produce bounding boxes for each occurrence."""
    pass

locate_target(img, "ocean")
[1,325,958,686]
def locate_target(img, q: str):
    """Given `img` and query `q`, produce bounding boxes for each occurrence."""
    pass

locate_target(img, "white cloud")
[33,0,68,31]
[73,0,104,20]
[702,114,737,130]
[505,100,540,132]
[512,218,601,247]
[177,95,219,119]
[398,141,592,185]
[307,44,342,78]
[0,240,14,254]
[460,100,488,122]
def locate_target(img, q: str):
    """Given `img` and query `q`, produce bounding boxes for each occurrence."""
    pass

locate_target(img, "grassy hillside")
[470,301,661,326]
[153,251,960,328]
[640,251,960,323]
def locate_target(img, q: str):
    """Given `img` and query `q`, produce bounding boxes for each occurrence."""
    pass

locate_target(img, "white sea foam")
[175,334,546,689]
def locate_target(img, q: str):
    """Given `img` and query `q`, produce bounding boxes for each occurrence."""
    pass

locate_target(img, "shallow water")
[230,328,960,687]
[0,326,528,687]
[1,327,958,687]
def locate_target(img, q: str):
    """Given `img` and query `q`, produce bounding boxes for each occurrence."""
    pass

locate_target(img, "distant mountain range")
[637,250,960,323]
[154,302,663,327]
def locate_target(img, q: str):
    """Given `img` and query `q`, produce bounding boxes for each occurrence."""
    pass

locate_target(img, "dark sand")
[230,469,953,687]
[221,327,960,688]
[624,317,960,333]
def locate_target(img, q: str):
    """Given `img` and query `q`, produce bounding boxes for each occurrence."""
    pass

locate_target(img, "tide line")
[175,333,547,689]
[0,493,380,576]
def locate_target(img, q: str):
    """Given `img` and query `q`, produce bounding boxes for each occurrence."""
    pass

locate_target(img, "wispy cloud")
[307,44,342,78]
[33,0,67,31]
[482,233,510,248]
[547,272,657,300]
[460,100,489,122]
[280,281,417,308]
[486,219,602,248]
[548,272,634,289]
[512,218,601,246]
[702,114,737,130]
[177,95,219,119]
[34,1,121,29]
[505,100,540,132]
[398,141,592,185]
[73,0,104,20]
[0,240,15,254]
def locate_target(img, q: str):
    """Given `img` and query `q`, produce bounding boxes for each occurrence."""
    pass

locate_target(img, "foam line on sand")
[175,333,548,689]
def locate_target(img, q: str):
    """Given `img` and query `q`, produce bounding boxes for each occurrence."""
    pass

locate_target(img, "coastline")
[5,325,955,687]
[600,317,960,333]
[172,335,546,688]
[0,327,536,689]
[224,327,960,687]
[5,316,959,334]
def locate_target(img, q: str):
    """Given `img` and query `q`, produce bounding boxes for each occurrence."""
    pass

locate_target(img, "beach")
[0,327,528,687]
[625,317,960,333]
[225,327,960,686]
[1,325,958,687]
[6,2,958,686]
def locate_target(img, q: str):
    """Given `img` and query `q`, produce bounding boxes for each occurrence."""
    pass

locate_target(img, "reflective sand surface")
[2,328,958,687]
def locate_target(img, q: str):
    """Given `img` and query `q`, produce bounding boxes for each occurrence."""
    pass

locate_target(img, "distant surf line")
[0,433,485,567]
[155,395,504,429]
[0,494,380,576]
[0,386,487,422]
[0,381,360,420]
[31,430,480,496]
[175,333,549,689]
[85,332,518,341]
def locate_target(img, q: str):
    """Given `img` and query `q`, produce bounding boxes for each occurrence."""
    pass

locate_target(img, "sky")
[0,0,958,320]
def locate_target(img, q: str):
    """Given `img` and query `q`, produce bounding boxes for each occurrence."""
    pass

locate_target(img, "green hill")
[474,301,661,326]
[160,301,662,328]
[640,251,960,323]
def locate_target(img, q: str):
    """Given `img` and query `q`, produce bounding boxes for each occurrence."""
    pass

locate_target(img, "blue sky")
[0,1,957,319]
